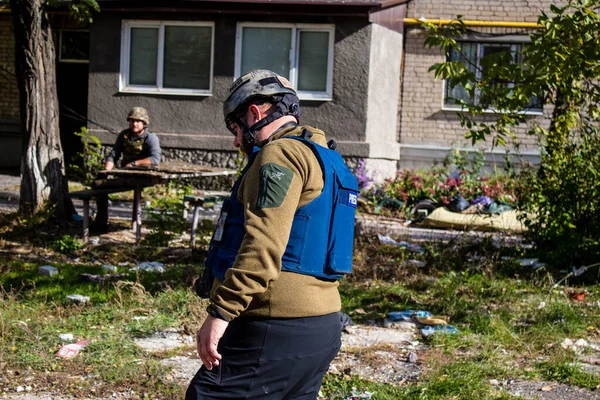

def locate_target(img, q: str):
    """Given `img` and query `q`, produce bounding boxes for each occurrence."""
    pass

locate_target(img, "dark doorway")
[57,30,90,169]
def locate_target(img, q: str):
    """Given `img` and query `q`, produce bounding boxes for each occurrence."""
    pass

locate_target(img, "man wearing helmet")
[104,107,161,170]
[94,107,161,231]
[187,70,358,399]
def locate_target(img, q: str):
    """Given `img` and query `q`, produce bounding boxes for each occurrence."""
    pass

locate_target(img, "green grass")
[321,374,406,399]
[405,362,518,399]
[330,237,600,398]
[0,257,205,397]
[536,357,600,389]
[1,230,600,398]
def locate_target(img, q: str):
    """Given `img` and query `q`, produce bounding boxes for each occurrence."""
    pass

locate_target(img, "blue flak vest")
[204,136,359,281]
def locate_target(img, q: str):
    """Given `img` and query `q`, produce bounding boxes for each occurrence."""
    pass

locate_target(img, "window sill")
[298,94,333,102]
[442,106,544,116]
[59,59,89,64]
[119,87,213,97]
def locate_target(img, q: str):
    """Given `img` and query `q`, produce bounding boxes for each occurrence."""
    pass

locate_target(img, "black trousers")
[186,312,342,400]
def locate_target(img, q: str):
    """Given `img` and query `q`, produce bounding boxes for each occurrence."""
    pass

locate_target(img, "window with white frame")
[235,23,334,100]
[120,21,214,95]
[444,42,542,113]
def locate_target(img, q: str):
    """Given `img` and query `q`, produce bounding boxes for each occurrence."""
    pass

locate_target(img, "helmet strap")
[241,93,301,144]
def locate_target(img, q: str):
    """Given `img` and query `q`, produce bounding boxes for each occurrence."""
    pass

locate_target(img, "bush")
[50,234,84,254]
[518,130,600,266]
[69,127,104,186]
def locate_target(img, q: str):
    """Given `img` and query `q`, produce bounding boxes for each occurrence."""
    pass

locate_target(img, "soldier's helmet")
[127,107,149,125]
[223,70,298,129]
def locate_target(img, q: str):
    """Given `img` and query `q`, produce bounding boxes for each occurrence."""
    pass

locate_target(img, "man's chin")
[241,141,254,155]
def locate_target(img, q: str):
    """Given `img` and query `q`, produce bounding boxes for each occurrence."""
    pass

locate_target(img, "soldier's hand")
[196,316,228,370]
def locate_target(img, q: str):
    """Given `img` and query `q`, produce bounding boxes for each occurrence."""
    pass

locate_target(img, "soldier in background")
[104,107,161,170]
[94,107,161,231]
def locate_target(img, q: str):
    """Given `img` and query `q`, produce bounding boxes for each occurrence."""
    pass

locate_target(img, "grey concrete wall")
[87,13,232,152]
[364,23,402,179]
[87,12,372,162]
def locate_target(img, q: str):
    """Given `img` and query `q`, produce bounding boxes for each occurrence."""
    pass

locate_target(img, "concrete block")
[66,294,90,304]
[59,333,74,341]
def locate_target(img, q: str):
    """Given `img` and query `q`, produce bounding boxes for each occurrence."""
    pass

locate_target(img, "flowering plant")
[353,159,376,192]
[359,149,527,217]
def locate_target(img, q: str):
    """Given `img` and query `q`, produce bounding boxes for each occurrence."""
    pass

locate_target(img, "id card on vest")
[214,212,228,242]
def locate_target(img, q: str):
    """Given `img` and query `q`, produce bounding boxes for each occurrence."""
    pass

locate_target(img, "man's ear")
[247,104,261,124]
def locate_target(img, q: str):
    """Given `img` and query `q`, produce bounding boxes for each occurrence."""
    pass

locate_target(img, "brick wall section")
[399,0,565,153]
[0,16,19,121]
[400,28,549,151]
[406,0,568,22]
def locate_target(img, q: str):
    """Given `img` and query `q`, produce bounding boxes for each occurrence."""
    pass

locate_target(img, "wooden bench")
[69,187,136,243]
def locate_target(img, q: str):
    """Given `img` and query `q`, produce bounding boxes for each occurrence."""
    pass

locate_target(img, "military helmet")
[223,69,297,127]
[127,107,149,125]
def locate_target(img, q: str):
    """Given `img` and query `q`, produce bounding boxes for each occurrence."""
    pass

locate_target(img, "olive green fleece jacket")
[210,124,342,321]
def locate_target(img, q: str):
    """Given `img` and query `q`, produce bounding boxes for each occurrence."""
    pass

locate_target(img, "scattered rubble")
[133,329,194,353]
[130,262,165,273]
[38,266,58,277]
[65,294,90,304]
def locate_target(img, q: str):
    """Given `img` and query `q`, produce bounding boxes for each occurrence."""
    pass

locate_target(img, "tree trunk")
[10,0,73,218]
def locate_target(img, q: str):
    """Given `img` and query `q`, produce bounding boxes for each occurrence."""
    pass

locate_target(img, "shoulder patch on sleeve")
[257,163,294,209]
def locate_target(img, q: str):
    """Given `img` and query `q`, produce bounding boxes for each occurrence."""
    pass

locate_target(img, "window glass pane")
[60,31,89,61]
[297,31,329,92]
[241,27,291,78]
[129,27,158,86]
[481,44,512,84]
[163,26,212,90]
[445,42,477,106]
[445,41,542,111]
[514,44,543,111]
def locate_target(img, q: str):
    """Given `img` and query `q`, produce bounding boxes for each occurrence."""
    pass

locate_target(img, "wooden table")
[78,161,236,244]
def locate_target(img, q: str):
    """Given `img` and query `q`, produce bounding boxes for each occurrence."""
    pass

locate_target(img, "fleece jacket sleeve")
[209,140,308,320]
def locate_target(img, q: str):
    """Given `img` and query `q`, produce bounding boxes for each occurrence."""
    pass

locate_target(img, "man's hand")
[196,315,229,370]
[124,158,151,168]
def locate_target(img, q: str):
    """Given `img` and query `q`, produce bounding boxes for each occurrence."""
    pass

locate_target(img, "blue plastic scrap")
[471,196,493,207]
[388,310,432,322]
[420,325,460,337]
